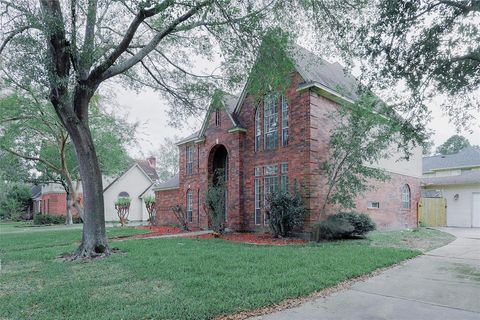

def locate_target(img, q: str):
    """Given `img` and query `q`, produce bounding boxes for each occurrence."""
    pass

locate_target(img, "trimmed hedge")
[313,212,376,241]
[34,214,65,225]
[33,214,83,225]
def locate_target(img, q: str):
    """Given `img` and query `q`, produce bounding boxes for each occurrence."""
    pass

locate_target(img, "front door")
[472,193,480,227]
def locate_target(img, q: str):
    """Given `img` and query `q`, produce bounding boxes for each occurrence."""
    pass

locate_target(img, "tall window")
[254,167,261,225]
[186,189,193,222]
[264,94,278,150]
[264,165,279,224]
[186,146,193,175]
[215,110,221,126]
[401,184,411,209]
[281,163,288,192]
[255,108,261,151]
[281,95,289,146]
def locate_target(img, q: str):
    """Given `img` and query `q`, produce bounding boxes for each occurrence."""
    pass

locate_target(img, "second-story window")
[281,95,289,146]
[186,146,193,175]
[255,108,261,151]
[215,110,221,126]
[264,94,278,150]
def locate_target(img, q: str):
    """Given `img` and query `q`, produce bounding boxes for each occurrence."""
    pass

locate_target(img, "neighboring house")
[103,157,159,222]
[423,147,480,227]
[32,157,159,223]
[154,45,422,232]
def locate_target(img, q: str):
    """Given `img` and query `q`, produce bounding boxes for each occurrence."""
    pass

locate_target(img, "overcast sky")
[114,84,480,159]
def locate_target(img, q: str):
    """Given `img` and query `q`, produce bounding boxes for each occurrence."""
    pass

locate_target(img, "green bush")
[266,186,306,238]
[0,183,31,220]
[313,211,376,241]
[33,214,65,225]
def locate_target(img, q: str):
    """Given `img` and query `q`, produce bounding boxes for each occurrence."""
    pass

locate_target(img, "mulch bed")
[111,226,185,240]
[189,232,307,245]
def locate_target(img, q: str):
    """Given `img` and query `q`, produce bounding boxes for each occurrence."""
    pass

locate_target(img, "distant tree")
[321,93,424,212]
[422,138,435,156]
[436,135,471,155]
[0,89,135,224]
[0,181,31,220]
[154,136,179,182]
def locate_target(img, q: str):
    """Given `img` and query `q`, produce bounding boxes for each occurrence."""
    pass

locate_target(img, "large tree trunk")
[70,121,109,258]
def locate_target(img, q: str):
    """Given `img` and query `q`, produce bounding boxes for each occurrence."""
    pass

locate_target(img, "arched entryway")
[207,144,229,224]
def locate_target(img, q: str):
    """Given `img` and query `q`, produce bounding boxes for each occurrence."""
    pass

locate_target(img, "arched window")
[186,189,193,223]
[118,191,130,199]
[401,184,411,209]
[255,108,261,151]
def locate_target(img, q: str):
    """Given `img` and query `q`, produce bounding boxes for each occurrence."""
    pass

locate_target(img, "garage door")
[473,193,480,227]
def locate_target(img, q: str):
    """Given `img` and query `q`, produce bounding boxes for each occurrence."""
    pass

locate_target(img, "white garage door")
[473,193,480,227]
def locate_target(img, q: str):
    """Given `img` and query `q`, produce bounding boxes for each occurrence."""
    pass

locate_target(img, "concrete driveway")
[252,228,480,320]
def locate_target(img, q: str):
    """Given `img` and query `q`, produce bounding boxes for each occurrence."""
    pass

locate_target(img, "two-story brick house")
[154,45,422,232]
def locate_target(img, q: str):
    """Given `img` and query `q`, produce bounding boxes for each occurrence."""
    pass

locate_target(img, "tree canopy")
[336,0,480,130]
[436,134,471,155]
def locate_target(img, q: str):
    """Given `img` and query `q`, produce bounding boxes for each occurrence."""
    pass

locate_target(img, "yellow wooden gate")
[418,198,446,227]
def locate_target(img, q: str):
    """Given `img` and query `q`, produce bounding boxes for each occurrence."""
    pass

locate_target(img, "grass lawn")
[0,224,452,320]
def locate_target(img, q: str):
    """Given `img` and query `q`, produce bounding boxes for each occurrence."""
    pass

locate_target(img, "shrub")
[33,214,65,225]
[114,197,131,227]
[0,183,31,220]
[265,186,306,238]
[205,169,226,234]
[144,195,156,226]
[313,211,375,241]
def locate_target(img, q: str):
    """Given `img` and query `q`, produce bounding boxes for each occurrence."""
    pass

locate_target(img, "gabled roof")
[291,45,359,101]
[103,160,159,192]
[153,174,179,191]
[423,147,480,173]
[176,93,242,146]
[136,159,159,181]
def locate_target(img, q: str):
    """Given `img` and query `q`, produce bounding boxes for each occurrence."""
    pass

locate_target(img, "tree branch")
[98,0,212,81]
[0,25,31,56]
[88,0,175,80]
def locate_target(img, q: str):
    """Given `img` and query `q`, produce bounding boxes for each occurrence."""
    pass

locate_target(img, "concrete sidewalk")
[251,228,480,320]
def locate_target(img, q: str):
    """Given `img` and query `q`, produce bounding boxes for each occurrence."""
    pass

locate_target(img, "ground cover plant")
[0,222,451,320]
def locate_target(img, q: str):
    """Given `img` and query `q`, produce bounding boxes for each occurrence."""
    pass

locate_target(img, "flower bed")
[111,226,185,240]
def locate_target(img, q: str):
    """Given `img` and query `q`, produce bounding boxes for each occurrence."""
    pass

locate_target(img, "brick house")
[154,45,422,232]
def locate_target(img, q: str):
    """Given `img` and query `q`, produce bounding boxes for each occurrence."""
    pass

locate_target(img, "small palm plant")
[114,197,131,227]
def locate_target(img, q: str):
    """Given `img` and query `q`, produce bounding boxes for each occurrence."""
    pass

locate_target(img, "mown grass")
[365,227,456,252]
[0,224,451,320]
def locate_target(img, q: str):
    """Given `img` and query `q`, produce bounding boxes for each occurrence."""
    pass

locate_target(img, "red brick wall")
[238,72,312,230]
[155,72,420,232]
[155,189,182,226]
[354,173,420,229]
[40,193,83,217]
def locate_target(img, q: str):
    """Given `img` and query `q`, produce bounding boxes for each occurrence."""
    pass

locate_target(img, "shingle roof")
[423,147,480,173]
[290,45,360,101]
[136,160,159,181]
[31,185,42,199]
[154,174,179,190]
[176,93,241,145]
[422,170,480,186]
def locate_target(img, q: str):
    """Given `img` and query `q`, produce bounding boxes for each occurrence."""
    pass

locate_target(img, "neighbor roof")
[136,159,159,181]
[423,147,480,173]
[31,185,42,199]
[153,174,179,191]
[423,170,480,186]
